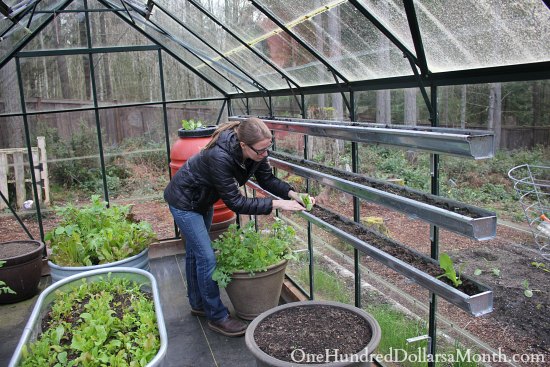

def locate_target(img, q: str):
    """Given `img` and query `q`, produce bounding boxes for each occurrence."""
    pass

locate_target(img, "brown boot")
[207,315,247,337]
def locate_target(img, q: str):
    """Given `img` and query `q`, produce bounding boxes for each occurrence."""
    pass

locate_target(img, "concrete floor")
[0,245,256,367]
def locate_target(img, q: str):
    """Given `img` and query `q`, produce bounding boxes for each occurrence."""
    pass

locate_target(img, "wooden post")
[13,151,25,208]
[0,153,7,209]
[37,136,50,205]
[32,148,42,203]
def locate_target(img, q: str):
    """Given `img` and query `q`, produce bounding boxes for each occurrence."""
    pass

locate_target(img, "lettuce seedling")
[437,253,462,287]
[181,118,203,130]
[299,193,314,211]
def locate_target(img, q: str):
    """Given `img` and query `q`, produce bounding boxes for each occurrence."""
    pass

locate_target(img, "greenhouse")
[0,0,549,366]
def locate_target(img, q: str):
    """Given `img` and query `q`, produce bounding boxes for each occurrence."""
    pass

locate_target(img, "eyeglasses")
[248,142,273,155]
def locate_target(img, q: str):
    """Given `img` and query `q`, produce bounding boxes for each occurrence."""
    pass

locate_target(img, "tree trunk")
[99,13,112,100]
[79,16,91,100]
[404,88,417,126]
[488,83,502,150]
[51,15,72,99]
[460,85,467,129]
[376,90,391,123]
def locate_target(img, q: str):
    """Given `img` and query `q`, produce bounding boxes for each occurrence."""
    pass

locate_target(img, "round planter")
[0,240,45,304]
[208,215,237,241]
[245,301,381,367]
[225,259,288,320]
[48,247,150,283]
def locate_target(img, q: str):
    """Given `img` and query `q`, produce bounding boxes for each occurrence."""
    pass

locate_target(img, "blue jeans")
[169,205,228,322]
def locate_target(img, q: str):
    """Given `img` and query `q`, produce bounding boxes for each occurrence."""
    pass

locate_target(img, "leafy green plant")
[45,195,157,267]
[437,253,463,287]
[20,274,160,366]
[521,279,540,298]
[181,118,203,130]
[530,261,550,273]
[212,218,296,288]
[299,193,314,211]
[0,260,15,295]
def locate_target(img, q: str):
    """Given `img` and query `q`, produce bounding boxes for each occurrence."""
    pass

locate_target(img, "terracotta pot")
[245,300,382,367]
[0,240,44,304]
[225,259,288,320]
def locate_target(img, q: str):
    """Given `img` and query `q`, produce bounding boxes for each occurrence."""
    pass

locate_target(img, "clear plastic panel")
[95,50,161,105]
[0,59,21,113]
[415,0,550,72]
[17,55,93,112]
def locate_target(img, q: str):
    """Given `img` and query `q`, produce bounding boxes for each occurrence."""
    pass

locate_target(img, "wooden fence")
[0,137,50,209]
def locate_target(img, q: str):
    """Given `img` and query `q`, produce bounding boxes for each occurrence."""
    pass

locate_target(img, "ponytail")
[204,121,241,150]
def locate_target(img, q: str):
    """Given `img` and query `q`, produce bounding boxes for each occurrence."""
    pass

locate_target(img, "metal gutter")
[268,152,497,240]
[230,116,495,159]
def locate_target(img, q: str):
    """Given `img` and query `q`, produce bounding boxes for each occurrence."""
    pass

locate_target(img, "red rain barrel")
[169,127,236,231]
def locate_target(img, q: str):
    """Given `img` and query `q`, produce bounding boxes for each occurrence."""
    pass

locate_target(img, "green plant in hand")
[212,218,296,288]
[181,118,203,130]
[45,195,157,267]
[299,193,314,211]
[437,253,463,287]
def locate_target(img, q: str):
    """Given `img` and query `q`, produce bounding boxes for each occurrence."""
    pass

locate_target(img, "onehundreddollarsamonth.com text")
[290,347,546,364]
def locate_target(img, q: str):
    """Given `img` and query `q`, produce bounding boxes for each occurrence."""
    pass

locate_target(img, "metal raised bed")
[246,181,493,317]
[9,267,168,367]
[230,116,494,159]
[269,152,496,241]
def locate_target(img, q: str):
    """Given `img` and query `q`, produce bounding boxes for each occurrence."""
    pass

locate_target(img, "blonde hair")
[204,118,272,149]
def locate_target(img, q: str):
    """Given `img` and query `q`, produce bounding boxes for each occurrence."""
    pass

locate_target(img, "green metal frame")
[0,2,549,366]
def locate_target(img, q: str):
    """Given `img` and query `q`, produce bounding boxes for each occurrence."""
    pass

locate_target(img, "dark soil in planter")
[310,205,483,296]
[271,151,485,218]
[254,305,372,364]
[0,241,39,259]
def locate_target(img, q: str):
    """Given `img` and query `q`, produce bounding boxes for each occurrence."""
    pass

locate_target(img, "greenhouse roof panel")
[0,0,549,95]
[0,0,74,66]
[150,0,287,91]
[190,0,338,88]
[415,0,550,73]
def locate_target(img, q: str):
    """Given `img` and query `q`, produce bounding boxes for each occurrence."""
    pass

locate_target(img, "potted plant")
[245,300,382,366]
[212,218,296,320]
[0,240,44,304]
[46,195,157,282]
[9,267,167,367]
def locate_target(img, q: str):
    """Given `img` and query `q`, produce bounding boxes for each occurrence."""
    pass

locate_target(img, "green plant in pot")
[9,268,167,367]
[212,218,296,320]
[46,195,157,282]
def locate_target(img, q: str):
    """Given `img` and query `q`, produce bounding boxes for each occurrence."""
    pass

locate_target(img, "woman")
[164,117,313,337]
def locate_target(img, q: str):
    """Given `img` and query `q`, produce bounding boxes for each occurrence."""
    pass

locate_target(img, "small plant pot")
[226,259,288,320]
[47,247,150,283]
[0,240,44,304]
[245,300,381,366]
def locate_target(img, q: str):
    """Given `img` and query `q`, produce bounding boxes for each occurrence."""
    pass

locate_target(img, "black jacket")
[164,129,292,215]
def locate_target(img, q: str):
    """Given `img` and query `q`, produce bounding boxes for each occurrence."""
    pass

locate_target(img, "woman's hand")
[273,199,306,211]
[288,190,316,208]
